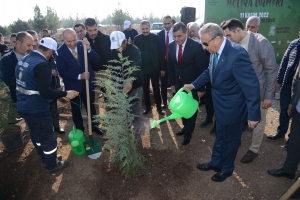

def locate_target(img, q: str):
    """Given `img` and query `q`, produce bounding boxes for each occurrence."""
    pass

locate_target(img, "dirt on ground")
[0,89,299,200]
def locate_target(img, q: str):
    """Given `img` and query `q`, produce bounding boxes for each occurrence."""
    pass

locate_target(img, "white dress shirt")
[165,29,174,44]
[176,37,188,61]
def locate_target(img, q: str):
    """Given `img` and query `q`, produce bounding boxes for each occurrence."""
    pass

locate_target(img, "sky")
[1,0,205,27]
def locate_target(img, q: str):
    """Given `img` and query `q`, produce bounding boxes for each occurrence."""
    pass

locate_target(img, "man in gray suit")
[221,18,277,163]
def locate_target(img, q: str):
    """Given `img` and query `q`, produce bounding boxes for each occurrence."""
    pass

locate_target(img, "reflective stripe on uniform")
[43,147,57,154]
[16,86,40,95]
[36,143,41,146]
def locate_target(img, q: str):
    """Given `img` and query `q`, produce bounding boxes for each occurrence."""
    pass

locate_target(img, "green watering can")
[152,88,198,128]
[68,126,86,156]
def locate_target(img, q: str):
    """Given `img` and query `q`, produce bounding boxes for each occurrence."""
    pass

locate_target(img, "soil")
[0,90,299,200]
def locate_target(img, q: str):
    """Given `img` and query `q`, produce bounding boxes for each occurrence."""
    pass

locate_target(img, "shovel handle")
[83,44,92,136]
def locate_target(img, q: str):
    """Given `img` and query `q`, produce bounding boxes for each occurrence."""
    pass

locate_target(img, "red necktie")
[178,45,182,66]
[165,31,169,60]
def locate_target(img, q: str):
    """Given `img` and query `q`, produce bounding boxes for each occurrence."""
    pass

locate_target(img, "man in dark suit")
[168,22,206,145]
[56,28,104,135]
[133,20,165,115]
[184,23,261,182]
[157,15,173,108]
[267,62,300,199]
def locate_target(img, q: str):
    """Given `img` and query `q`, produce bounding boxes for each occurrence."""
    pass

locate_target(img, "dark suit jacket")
[168,37,206,91]
[0,50,18,102]
[86,31,111,71]
[56,40,100,92]
[192,39,261,125]
[290,61,300,116]
[157,29,168,70]
[133,33,164,72]
[157,30,166,56]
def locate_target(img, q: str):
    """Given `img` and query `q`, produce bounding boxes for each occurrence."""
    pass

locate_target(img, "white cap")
[39,37,57,51]
[110,31,126,49]
[124,20,131,29]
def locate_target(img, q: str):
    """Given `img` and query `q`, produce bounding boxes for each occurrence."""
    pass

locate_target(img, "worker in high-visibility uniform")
[15,37,78,173]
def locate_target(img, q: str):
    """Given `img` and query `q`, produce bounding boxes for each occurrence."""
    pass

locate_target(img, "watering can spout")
[152,112,182,128]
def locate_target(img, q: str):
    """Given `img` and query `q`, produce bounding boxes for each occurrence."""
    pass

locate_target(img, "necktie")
[165,31,169,60]
[212,52,219,75]
[178,45,182,66]
[72,49,78,60]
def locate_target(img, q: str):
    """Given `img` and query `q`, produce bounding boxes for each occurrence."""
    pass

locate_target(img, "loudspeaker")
[180,7,196,26]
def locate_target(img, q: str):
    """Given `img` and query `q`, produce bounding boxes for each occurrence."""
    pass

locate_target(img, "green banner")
[204,0,300,63]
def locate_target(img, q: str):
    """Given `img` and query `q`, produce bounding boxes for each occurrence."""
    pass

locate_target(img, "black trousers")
[283,110,300,174]
[177,81,199,134]
[160,66,168,103]
[143,71,162,109]
[49,99,60,129]
[205,83,214,121]
[70,89,97,132]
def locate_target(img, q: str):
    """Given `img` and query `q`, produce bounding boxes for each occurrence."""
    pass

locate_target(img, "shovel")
[82,44,102,159]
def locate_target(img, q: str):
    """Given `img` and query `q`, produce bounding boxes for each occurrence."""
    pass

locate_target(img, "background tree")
[171,15,181,23]
[33,5,47,34]
[0,26,8,36]
[111,8,133,30]
[45,7,60,34]
[133,17,142,24]
[100,14,112,25]
[60,15,86,28]
[9,19,32,33]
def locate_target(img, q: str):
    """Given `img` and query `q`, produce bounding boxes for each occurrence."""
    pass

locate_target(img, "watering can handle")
[178,87,192,97]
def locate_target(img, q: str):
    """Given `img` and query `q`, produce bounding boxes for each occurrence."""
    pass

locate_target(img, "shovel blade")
[84,137,102,159]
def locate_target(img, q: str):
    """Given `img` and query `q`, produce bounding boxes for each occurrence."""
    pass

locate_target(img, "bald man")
[56,28,104,135]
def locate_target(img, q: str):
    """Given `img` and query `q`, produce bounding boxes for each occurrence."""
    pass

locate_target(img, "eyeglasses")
[202,36,216,47]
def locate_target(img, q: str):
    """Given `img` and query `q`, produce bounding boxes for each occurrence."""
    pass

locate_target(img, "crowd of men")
[0,15,299,197]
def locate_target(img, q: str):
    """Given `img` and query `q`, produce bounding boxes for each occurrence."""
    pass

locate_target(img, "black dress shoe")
[157,108,165,115]
[181,138,190,145]
[176,129,185,136]
[266,133,284,140]
[211,171,233,182]
[143,107,151,115]
[181,134,191,145]
[267,168,295,179]
[200,120,213,128]
[92,126,105,135]
[54,127,65,134]
[196,163,220,172]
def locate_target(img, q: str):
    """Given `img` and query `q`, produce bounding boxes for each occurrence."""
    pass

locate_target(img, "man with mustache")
[85,18,111,99]
[133,20,165,115]
[84,18,111,73]
[0,32,33,102]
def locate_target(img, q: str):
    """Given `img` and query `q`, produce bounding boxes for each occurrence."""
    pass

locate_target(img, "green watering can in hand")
[152,88,198,128]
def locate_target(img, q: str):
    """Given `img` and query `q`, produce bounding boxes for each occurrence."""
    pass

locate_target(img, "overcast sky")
[1,0,205,26]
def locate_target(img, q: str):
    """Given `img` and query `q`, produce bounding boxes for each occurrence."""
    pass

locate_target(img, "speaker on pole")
[180,7,196,26]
